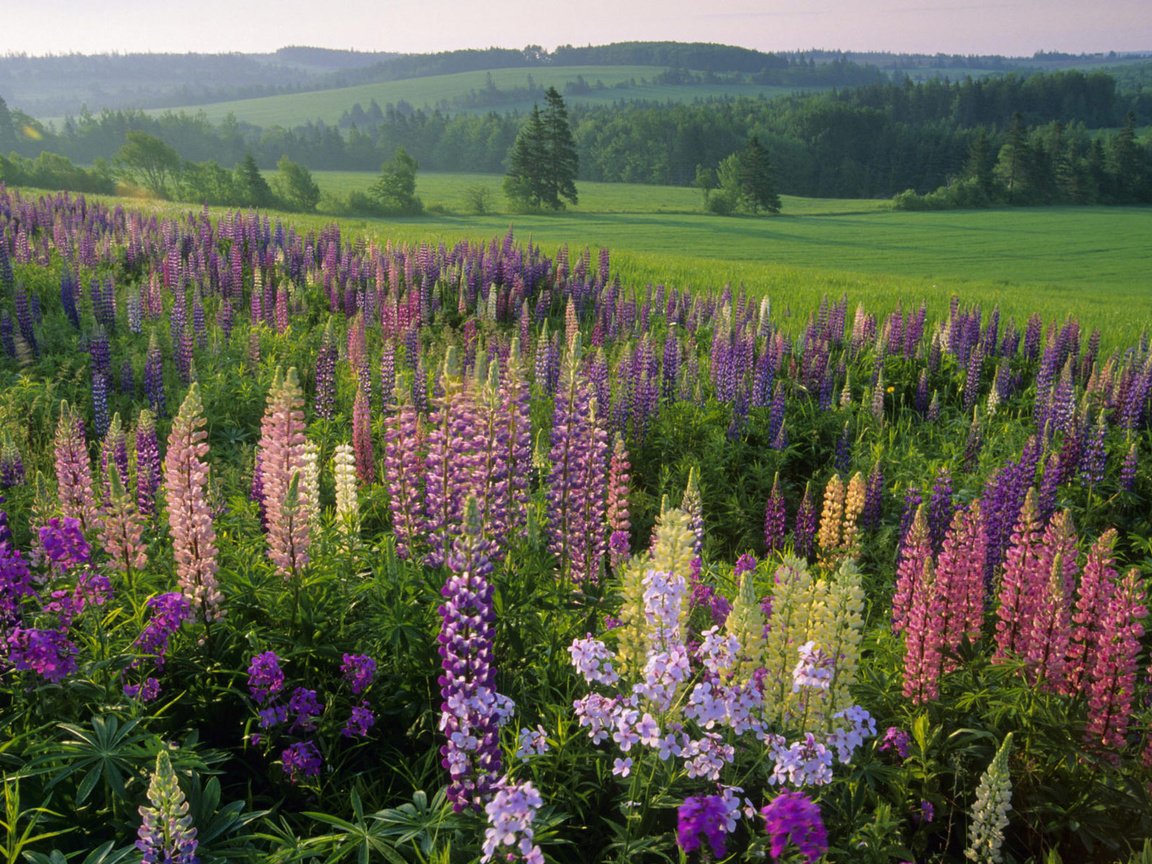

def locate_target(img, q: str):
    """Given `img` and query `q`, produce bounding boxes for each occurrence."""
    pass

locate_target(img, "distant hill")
[7,41,1149,121]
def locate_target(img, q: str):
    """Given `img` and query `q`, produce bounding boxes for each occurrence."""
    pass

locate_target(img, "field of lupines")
[0,184,1150,864]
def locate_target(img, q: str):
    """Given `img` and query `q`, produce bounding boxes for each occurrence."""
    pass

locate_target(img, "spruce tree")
[737,135,780,214]
[541,86,579,209]
[504,106,549,209]
[504,89,578,211]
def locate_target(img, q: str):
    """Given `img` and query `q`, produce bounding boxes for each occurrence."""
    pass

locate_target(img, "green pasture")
[148,66,815,128]
[309,171,1152,341]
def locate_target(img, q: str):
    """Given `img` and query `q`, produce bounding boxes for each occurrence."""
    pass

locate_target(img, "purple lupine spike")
[313,319,337,421]
[0,438,25,488]
[352,386,375,484]
[0,312,15,358]
[91,371,110,440]
[862,461,884,531]
[767,381,787,451]
[135,410,162,518]
[1079,410,1107,489]
[895,485,922,560]
[144,335,166,418]
[14,287,38,357]
[926,467,955,555]
[834,422,851,473]
[793,483,818,560]
[385,390,424,560]
[763,473,787,554]
[439,498,511,810]
[1119,442,1138,492]
[380,337,396,412]
[61,271,80,329]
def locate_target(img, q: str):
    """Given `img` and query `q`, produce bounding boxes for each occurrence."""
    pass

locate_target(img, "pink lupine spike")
[54,401,99,533]
[993,488,1045,662]
[1067,528,1119,693]
[259,367,312,578]
[164,384,223,623]
[1084,568,1147,752]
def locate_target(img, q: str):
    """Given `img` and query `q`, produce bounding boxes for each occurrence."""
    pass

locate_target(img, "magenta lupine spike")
[993,489,1045,662]
[933,501,987,659]
[258,367,312,578]
[384,393,424,560]
[164,384,223,623]
[763,472,787,554]
[902,550,940,704]
[892,505,931,634]
[352,386,375,484]
[99,463,148,579]
[1021,510,1078,690]
[1067,529,1119,693]
[497,339,532,539]
[1084,568,1147,752]
[135,409,162,518]
[54,402,100,533]
[606,434,632,540]
[439,498,511,810]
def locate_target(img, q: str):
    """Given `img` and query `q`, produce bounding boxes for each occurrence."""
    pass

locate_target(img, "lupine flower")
[1067,529,1118,692]
[280,740,322,784]
[481,780,544,864]
[314,319,337,420]
[164,385,223,623]
[54,402,99,532]
[130,593,191,668]
[439,498,512,810]
[681,466,705,557]
[761,791,828,864]
[1119,442,1138,492]
[676,794,729,857]
[793,484,817,560]
[0,435,25,488]
[99,464,148,577]
[993,489,1044,662]
[135,410,162,518]
[1084,568,1146,751]
[259,368,312,578]
[965,734,1013,864]
[136,750,198,864]
[763,473,787,554]
[352,385,375,485]
[332,443,359,540]
[384,394,424,560]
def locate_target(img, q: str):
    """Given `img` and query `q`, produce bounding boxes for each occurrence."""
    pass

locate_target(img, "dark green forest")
[2,66,1151,204]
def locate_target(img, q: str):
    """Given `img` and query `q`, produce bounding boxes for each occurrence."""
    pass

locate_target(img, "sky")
[1,0,1149,58]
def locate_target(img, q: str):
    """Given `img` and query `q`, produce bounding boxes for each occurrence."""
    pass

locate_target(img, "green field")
[149,66,815,127]
[307,171,1152,341]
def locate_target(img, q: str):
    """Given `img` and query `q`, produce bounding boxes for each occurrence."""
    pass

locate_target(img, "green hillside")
[147,66,818,127]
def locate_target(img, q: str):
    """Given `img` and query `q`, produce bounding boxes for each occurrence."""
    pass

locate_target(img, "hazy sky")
[2,0,1149,57]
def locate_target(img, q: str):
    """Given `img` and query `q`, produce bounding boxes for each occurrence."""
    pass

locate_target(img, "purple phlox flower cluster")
[769,733,834,787]
[635,644,692,711]
[340,653,376,695]
[5,627,78,683]
[825,705,877,764]
[516,725,550,762]
[697,626,741,677]
[247,650,285,705]
[342,702,375,738]
[481,779,544,864]
[37,517,91,574]
[761,790,828,864]
[792,640,834,692]
[131,593,192,665]
[918,799,936,824]
[288,687,324,732]
[880,726,911,759]
[676,794,729,858]
[569,635,620,686]
[280,740,323,784]
[682,733,735,781]
[124,677,162,702]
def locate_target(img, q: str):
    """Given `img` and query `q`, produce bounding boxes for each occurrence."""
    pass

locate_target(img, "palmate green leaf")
[28,715,156,807]
[302,790,408,864]
[23,840,137,864]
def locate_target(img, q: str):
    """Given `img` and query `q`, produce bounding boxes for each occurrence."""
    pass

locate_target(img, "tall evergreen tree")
[504,89,578,210]
[736,135,780,214]
[233,153,275,208]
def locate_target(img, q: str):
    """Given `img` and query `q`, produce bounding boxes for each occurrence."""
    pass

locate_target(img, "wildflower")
[247,651,285,705]
[340,653,376,695]
[342,703,376,738]
[516,726,550,762]
[676,794,729,857]
[6,627,77,683]
[288,687,324,732]
[880,726,911,759]
[965,733,1013,864]
[481,780,544,864]
[281,740,322,784]
[136,750,198,864]
[761,790,828,863]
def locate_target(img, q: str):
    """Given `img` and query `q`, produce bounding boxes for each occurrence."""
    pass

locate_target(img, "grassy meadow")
[308,170,1152,342]
[147,66,814,127]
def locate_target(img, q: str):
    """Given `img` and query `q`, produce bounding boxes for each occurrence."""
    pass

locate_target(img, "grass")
[148,66,819,128]
[310,171,1152,342]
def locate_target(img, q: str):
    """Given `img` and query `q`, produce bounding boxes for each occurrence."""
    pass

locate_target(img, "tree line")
[3,68,1151,203]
